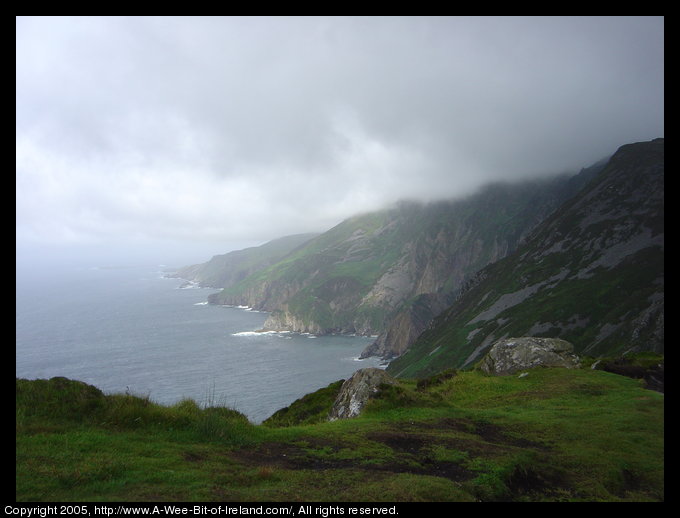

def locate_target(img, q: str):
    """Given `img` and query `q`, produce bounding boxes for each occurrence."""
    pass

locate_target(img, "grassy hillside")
[16,367,663,502]
[170,233,319,289]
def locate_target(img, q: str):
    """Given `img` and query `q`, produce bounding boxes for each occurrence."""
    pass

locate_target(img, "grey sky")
[16,16,664,266]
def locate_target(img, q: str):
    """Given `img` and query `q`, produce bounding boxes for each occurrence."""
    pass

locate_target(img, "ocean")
[15,263,384,423]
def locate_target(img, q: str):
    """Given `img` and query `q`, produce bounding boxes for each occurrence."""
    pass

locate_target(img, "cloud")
[16,16,664,261]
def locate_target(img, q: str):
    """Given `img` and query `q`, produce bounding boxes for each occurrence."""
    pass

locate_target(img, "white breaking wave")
[232,330,290,337]
[350,356,388,369]
[193,301,208,306]
[220,304,270,314]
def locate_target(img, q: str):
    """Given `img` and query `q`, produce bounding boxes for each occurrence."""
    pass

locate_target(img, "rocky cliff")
[388,139,664,379]
[358,160,606,359]
[209,171,600,339]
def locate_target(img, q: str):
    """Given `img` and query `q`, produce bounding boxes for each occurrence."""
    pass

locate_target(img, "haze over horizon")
[16,16,664,268]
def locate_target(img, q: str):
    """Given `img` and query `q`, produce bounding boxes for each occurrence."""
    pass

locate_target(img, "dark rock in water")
[328,368,396,420]
[479,337,581,376]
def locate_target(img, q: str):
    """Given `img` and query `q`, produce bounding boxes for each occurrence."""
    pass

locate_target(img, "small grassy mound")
[263,379,345,427]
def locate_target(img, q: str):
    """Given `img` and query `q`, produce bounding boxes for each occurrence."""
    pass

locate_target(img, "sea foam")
[232,330,290,337]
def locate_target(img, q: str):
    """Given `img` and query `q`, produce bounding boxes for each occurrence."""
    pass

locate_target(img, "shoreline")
[166,271,386,362]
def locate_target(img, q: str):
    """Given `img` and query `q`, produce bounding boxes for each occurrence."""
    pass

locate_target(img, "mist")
[16,16,664,268]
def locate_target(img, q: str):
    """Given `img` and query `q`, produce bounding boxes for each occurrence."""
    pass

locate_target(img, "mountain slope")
[388,139,664,379]
[362,159,607,359]
[209,171,600,337]
[169,233,319,289]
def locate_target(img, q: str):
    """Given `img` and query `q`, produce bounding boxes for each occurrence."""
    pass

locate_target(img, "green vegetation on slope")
[16,368,664,502]
[171,233,319,289]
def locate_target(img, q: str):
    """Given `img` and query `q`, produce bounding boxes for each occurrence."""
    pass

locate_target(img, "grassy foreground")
[16,366,663,502]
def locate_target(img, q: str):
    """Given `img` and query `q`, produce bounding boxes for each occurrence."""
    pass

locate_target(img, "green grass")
[16,367,663,502]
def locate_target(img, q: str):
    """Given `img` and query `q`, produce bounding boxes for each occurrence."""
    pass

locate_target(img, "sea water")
[15,263,385,423]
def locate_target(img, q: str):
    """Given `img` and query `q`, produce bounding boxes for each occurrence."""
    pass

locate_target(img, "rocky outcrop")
[479,337,581,376]
[328,368,396,420]
[262,308,326,335]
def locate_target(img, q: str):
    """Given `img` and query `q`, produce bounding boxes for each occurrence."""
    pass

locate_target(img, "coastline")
[164,270,387,362]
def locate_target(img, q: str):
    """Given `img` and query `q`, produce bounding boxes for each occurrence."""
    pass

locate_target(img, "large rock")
[479,337,581,375]
[328,368,396,421]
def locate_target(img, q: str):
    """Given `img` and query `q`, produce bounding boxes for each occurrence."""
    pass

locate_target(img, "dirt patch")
[230,439,476,483]
[381,417,549,451]
[596,357,664,393]
[228,417,548,487]
[504,463,571,501]
[366,431,426,454]
[387,460,475,482]
[182,451,206,463]
[417,459,477,482]
[474,422,549,450]
[412,417,477,434]
[230,442,314,470]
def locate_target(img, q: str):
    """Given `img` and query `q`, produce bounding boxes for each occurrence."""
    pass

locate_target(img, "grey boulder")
[479,337,581,375]
[328,368,396,420]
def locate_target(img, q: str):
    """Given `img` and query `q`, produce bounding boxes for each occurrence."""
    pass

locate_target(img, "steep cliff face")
[360,293,449,359]
[388,139,664,379]
[209,169,602,339]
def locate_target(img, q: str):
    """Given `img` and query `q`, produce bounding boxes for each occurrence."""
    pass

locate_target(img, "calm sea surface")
[15,263,384,423]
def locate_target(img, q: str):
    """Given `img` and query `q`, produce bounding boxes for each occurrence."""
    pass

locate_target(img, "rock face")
[328,368,396,421]
[360,293,449,359]
[479,337,581,376]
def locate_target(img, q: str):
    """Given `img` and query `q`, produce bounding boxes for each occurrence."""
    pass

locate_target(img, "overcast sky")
[16,16,664,267]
